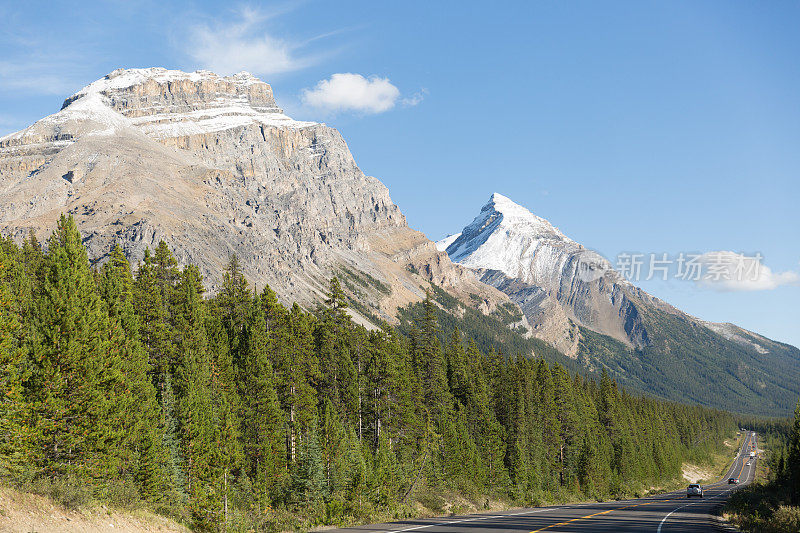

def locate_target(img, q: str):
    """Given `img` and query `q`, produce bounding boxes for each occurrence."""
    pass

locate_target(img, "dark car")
[728,478,739,484]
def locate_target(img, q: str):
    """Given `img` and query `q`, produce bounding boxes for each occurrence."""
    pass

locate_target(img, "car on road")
[746,461,751,466]
[728,478,739,484]
[687,484,703,498]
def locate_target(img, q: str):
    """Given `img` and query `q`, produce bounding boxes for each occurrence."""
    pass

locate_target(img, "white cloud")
[402,88,427,107]
[187,6,318,76]
[301,73,403,114]
[695,251,800,291]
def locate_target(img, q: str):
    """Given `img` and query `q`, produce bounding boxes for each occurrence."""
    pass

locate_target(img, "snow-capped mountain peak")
[440,193,643,354]
[443,193,577,283]
[488,192,545,221]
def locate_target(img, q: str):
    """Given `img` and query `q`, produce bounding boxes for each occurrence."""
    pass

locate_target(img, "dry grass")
[0,485,187,533]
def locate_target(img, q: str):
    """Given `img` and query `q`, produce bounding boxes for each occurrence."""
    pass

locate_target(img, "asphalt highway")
[327,431,757,533]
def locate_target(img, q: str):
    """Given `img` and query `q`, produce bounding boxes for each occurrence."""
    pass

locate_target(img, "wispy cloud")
[695,251,800,291]
[0,59,84,95]
[186,5,328,77]
[402,88,427,107]
[301,73,425,115]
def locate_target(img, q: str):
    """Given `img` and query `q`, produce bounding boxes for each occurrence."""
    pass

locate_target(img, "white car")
[687,484,703,498]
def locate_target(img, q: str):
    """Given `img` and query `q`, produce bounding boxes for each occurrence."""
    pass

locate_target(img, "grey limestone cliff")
[0,68,504,321]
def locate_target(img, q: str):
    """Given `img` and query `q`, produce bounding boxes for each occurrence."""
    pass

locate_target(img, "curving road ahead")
[327,432,757,533]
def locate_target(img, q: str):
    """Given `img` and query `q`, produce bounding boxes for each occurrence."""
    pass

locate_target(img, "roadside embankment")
[0,484,187,533]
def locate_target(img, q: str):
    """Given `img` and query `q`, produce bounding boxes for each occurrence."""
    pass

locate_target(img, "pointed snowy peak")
[442,193,581,285]
[482,192,563,232]
[486,192,530,215]
[446,193,570,258]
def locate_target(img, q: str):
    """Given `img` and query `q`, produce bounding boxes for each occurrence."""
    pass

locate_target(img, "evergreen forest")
[0,215,741,531]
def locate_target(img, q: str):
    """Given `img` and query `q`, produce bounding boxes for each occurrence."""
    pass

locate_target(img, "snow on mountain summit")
[443,193,579,284]
[65,68,264,104]
[1,67,314,146]
[435,233,461,251]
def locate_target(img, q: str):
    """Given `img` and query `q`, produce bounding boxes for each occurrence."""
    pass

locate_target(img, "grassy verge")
[0,482,188,533]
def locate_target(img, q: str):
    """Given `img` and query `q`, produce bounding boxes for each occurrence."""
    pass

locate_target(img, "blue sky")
[1,1,798,346]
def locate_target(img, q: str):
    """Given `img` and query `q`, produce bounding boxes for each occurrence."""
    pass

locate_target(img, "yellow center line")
[529,434,753,533]
[528,497,678,532]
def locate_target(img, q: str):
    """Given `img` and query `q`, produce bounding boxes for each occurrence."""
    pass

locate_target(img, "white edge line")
[657,432,755,533]
[372,433,757,533]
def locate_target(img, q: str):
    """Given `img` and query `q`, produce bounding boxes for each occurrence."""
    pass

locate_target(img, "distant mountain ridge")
[438,193,800,415]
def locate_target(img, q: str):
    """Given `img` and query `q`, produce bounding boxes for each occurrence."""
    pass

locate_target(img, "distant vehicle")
[750,451,756,457]
[687,484,703,498]
[728,478,739,484]
[746,461,751,466]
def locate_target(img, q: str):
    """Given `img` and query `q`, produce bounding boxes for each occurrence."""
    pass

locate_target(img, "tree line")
[0,215,739,531]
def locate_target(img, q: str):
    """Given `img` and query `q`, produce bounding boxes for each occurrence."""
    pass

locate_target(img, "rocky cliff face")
[0,68,504,320]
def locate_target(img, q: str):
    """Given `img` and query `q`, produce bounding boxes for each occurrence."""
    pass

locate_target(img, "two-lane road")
[327,432,757,533]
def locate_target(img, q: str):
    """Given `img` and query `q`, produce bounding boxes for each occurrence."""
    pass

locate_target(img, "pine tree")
[134,247,175,392]
[274,304,319,464]
[218,254,250,359]
[0,246,30,480]
[373,431,399,505]
[26,216,133,482]
[316,277,357,428]
[98,244,171,501]
[320,398,346,495]
[552,364,579,487]
[153,240,180,304]
[419,293,449,419]
[134,247,182,494]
